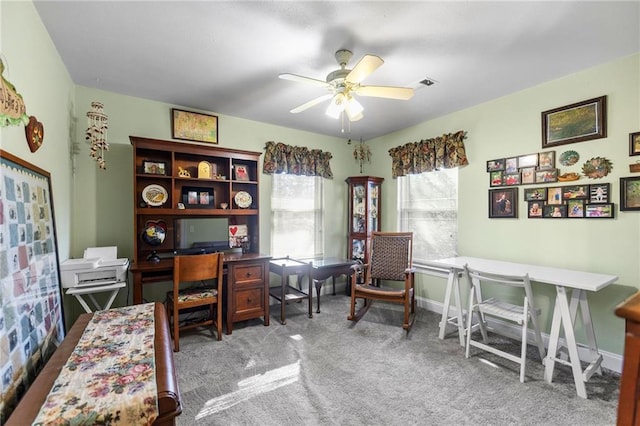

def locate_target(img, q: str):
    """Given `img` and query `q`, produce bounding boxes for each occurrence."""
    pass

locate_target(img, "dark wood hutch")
[130,136,270,333]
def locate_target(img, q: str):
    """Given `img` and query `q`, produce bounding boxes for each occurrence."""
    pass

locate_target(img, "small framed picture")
[488,188,518,218]
[520,167,536,184]
[562,185,589,200]
[589,183,610,203]
[567,199,585,218]
[504,173,521,186]
[543,204,567,218]
[538,151,556,170]
[486,159,505,172]
[524,187,547,201]
[489,170,504,187]
[528,201,543,218]
[182,187,214,208]
[630,132,640,156]
[143,160,166,175]
[546,187,563,205]
[234,164,249,181]
[620,177,640,211]
[518,153,538,168]
[505,157,518,174]
[535,169,558,183]
[585,203,615,218]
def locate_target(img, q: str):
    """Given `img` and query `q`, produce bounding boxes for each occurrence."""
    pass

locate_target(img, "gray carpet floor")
[173,295,620,425]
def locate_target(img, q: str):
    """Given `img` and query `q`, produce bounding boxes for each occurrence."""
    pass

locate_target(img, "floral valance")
[388,130,468,178]
[263,141,333,178]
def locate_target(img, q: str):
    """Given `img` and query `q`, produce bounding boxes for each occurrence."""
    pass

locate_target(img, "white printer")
[61,246,129,289]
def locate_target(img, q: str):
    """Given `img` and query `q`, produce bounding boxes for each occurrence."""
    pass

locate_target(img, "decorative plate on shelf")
[559,150,580,166]
[234,191,252,208]
[142,184,168,206]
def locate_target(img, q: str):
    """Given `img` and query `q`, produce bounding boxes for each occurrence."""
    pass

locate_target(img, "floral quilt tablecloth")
[32,303,159,425]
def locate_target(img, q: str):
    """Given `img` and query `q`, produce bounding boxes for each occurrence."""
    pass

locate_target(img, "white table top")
[427,256,618,292]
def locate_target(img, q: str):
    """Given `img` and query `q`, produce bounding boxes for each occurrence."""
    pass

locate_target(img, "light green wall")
[372,53,640,355]
[3,1,640,357]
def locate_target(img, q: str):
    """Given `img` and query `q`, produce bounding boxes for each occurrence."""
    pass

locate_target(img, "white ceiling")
[33,1,640,141]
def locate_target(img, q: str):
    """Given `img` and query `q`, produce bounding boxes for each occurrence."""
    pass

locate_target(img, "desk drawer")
[233,265,264,283]
[233,286,264,319]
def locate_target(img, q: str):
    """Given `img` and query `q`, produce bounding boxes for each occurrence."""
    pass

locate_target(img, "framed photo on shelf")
[488,188,518,218]
[143,160,166,175]
[523,187,547,201]
[535,169,558,183]
[589,183,609,203]
[585,203,615,218]
[171,108,218,144]
[504,173,521,186]
[630,132,640,156]
[543,204,567,218]
[567,199,585,218]
[489,170,503,187]
[546,187,563,205]
[181,187,214,208]
[538,151,556,169]
[520,167,536,184]
[505,157,518,174]
[234,164,249,181]
[486,158,505,172]
[542,96,607,148]
[518,153,538,168]
[527,201,543,218]
[620,177,640,211]
[562,185,588,200]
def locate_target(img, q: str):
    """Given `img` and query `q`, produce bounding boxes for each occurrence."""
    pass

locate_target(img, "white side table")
[66,281,126,313]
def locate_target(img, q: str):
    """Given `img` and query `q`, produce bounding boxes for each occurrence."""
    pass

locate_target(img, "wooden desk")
[6,302,181,425]
[615,291,640,425]
[130,253,271,334]
[425,256,618,399]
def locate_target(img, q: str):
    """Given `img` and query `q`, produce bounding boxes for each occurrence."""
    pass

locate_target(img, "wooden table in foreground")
[6,302,181,425]
[615,291,640,425]
[424,256,618,399]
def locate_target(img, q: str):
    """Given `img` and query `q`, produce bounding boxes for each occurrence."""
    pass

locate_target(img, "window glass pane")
[271,174,323,258]
[398,169,458,264]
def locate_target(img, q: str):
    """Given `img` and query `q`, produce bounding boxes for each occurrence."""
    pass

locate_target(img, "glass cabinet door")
[346,176,384,265]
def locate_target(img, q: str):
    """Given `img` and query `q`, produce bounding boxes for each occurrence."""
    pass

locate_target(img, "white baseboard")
[416,296,623,374]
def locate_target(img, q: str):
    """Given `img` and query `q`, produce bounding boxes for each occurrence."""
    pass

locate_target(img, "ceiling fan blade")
[346,54,384,84]
[356,85,414,100]
[279,73,330,88]
[290,93,333,113]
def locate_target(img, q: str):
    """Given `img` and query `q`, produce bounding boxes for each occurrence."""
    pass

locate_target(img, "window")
[271,174,323,258]
[398,168,458,265]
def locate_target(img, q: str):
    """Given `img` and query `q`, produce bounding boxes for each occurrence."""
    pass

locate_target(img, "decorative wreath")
[581,156,613,179]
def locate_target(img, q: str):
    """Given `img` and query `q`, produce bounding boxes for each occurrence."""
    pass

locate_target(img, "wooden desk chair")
[166,252,223,352]
[463,264,546,382]
[348,232,416,331]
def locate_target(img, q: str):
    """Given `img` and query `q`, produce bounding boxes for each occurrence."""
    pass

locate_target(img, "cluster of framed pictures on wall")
[487,150,558,187]
[523,183,614,219]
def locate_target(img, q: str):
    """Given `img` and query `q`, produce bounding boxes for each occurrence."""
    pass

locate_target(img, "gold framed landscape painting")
[171,108,218,144]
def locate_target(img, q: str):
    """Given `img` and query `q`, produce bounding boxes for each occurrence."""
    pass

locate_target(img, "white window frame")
[270,174,323,258]
[397,168,458,267]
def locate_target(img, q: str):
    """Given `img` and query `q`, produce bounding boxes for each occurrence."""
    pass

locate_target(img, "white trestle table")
[423,256,618,399]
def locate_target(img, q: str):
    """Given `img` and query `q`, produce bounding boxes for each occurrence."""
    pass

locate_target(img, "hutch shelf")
[130,136,270,334]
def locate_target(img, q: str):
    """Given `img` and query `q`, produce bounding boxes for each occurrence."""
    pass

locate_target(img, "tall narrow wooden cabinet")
[130,137,271,333]
[346,176,383,264]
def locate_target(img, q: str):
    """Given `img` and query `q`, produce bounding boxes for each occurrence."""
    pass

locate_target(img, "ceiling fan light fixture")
[326,93,346,119]
[345,96,364,121]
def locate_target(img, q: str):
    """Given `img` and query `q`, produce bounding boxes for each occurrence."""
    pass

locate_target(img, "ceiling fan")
[279,49,414,122]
